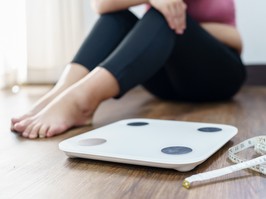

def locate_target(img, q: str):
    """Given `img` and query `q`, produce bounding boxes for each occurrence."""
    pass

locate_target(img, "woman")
[11,0,246,139]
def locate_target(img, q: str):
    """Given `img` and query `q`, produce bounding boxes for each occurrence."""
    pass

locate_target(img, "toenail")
[39,134,45,138]
[22,132,28,137]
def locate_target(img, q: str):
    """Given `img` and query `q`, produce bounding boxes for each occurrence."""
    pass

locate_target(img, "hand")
[149,0,187,34]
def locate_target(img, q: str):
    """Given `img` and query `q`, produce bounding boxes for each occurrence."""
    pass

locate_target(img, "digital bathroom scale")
[59,118,237,172]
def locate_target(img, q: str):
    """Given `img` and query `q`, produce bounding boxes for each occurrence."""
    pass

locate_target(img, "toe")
[11,117,20,125]
[28,123,42,139]
[11,114,30,125]
[10,121,17,132]
[39,125,49,138]
[14,118,33,133]
[22,124,34,138]
[46,124,68,137]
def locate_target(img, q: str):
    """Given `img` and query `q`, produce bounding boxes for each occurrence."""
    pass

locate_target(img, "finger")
[175,13,186,34]
[168,2,179,29]
[162,7,175,30]
[174,1,187,34]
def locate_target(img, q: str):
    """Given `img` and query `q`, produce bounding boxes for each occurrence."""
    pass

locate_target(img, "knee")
[99,10,138,29]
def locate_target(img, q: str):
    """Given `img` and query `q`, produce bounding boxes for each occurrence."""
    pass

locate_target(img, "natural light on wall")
[0,0,86,88]
[0,0,27,89]
[26,0,86,84]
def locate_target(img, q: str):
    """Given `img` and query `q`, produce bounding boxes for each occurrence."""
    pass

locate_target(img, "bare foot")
[11,95,56,131]
[12,67,119,139]
[11,63,89,131]
[13,88,96,139]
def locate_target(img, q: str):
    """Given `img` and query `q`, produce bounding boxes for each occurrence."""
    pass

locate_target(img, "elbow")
[91,0,111,14]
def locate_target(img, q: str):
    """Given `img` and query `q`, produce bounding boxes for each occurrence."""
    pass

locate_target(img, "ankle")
[88,67,120,100]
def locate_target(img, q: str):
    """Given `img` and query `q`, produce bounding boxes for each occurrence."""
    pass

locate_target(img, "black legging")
[72,8,246,102]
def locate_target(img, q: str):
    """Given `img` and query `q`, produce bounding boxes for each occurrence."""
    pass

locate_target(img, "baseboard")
[245,65,266,86]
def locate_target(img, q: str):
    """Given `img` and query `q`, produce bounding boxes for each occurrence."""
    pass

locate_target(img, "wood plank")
[0,85,266,199]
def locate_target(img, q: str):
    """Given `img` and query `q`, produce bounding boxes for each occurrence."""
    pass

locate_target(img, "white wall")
[82,0,98,33]
[236,0,266,64]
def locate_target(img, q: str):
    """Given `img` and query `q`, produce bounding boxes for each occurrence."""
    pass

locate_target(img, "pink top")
[184,0,236,26]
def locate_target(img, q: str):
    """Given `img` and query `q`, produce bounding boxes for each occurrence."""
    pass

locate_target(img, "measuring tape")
[182,136,266,189]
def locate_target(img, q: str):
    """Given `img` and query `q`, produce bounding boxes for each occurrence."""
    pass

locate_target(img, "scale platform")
[59,118,237,172]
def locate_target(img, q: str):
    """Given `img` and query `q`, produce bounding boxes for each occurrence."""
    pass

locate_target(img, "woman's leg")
[13,8,178,138]
[11,10,138,130]
[99,8,177,97]
[142,14,246,102]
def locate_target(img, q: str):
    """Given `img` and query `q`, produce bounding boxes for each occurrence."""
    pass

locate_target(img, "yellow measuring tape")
[183,136,266,189]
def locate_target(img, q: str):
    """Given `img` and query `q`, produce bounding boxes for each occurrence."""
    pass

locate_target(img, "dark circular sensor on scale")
[198,127,222,132]
[161,146,193,155]
[127,122,149,126]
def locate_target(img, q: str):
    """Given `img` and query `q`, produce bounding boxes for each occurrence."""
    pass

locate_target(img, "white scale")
[59,118,237,172]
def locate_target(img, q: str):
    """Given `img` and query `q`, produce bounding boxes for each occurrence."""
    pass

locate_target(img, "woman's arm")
[150,0,187,34]
[91,0,187,35]
[201,23,243,53]
[91,0,149,14]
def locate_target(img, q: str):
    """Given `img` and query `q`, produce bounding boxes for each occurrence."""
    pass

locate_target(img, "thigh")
[144,15,246,102]
[72,10,138,71]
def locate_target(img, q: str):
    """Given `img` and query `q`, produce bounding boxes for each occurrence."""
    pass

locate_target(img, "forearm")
[91,0,149,14]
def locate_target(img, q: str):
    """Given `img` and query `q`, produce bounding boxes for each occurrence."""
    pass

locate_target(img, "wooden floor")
[1,85,266,199]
